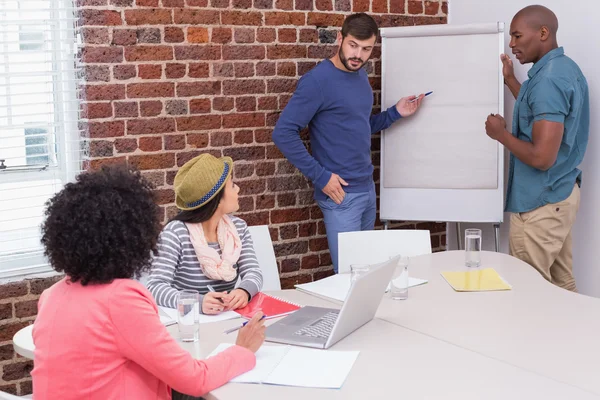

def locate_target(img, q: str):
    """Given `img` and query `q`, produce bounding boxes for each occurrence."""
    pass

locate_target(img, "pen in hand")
[409,91,433,102]
[224,314,269,334]
[207,284,225,304]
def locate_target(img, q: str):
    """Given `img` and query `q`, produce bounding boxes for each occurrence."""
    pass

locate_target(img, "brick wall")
[0,0,447,394]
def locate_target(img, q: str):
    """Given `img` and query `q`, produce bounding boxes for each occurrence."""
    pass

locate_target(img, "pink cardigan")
[31,278,255,399]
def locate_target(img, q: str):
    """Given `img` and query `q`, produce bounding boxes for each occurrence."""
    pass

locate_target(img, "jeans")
[317,183,377,273]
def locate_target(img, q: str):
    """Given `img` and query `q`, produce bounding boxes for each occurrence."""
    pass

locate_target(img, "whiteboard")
[380,23,505,223]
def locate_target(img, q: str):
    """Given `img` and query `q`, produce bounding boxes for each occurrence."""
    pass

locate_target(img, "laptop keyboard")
[294,311,339,339]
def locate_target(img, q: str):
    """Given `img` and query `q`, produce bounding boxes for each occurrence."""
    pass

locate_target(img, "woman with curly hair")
[146,154,263,314]
[31,164,266,400]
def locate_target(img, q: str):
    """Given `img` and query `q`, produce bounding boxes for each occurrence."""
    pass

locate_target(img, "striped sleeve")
[233,218,263,299]
[146,224,195,308]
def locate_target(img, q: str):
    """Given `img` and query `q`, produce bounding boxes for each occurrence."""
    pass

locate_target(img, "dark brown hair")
[341,13,379,41]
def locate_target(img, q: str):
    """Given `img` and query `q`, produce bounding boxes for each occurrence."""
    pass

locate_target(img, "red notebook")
[235,292,301,319]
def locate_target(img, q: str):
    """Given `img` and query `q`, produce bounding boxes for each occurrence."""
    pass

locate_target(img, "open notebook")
[158,306,240,326]
[295,273,428,303]
[441,268,512,291]
[208,343,359,389]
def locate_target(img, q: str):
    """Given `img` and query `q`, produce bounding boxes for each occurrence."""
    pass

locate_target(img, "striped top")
[146,216,263,310]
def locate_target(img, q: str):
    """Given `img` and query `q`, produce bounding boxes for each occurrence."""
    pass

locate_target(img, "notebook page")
[295,274,351,302]
[208,343,289,383]
[264,347,360,389]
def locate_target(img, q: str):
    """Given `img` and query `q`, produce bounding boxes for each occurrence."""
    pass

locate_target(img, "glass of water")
[390,256,409,300]
[350,264,370,283]
[177,290,200,342]
[465,228,482,268]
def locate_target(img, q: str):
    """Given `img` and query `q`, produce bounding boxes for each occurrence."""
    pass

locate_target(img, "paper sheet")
[158,306,240,326]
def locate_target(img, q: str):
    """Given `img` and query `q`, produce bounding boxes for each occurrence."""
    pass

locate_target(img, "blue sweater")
[272,59,402,201]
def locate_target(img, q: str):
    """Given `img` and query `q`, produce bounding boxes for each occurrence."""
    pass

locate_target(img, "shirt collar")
[528,47,564,78]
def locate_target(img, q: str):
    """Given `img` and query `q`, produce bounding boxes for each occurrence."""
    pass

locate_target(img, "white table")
[12,324,34,360]
[377,250,600,396]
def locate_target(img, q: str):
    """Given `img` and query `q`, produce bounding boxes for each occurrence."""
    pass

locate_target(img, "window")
[0,0,80,279]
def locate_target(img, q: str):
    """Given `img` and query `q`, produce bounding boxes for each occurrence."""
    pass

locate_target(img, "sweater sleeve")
[235,220,263,299]
[271,73,331,190]
[109,281,256,397]
[369,105,402,134]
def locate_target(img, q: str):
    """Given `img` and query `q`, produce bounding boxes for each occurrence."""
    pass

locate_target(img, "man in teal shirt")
[485,5,589,292]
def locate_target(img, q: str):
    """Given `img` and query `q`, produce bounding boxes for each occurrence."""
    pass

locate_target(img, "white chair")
[0,391,32,399]
[247,225,281,291]
[338,229,432,274]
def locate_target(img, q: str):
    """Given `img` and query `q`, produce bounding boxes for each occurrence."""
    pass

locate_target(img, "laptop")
[265,255,398,349]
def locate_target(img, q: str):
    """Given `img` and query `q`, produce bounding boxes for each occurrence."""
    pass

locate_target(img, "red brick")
[212,27,232,44]
[267,45,306,59]
[266,111,280,127]
[165,63,186,78]
[233,0,252,7]
[307,12,345,26]
[277,62,296,76]
[89,156,127,171]
[307,44,337,58]
[210,0,228,7]
[81,27,110,44]
[256,193,276,210]
[0,303,12,320]
[164,26,184,43]
[0,321,30,342]
[189,63,210,78]
[139,136,163,151]
[389,0,404,13]
[136,0,158,5]
[274,240,308,257]
[264,12,305,25]
[281,258,300,273]
[124,46,172,61]
[234,28,256,44]
[188,27,209,43]
[255,128,274,143]
[2,360,33,381]
[164,134,186,150]
[210,131,233,147]
[190,98,212,114]
[15,300,38,318]
[20,381,32,396]
[127,118,175,135]
[442,1,448,14]
[77,0,108,6]
[163,0,184,5]
[223,45,265,60]
[234,162,254,178]
[255,0,273,8]
[138,64,162,79]
[127,82,175,98]
[277,192,297,207]
[140,100,163,116]
[257,28,277,43]
[177,81,221,97]
[301,254,319,269]
[222,113,265,128]
[114,101,138,117]
[174,9,219,24]
[309,237,329,251]
[276,0,293,9]
[267,78,296,93]
[124,9,172,25]
[83,102,113,119]
[214,63,235,78]
[375,14,414,27]
[237,179,267,196]
[372,0,387,13]
[268,175,309,192]
[87,120,125,138]
[0,344,14,361]
[256,61,276,76]
[296,0,313,10]
[223,79,265,95]
[81,47,123,64]
[255,161,275,176]
[79,9,123,26]
[174,45,221,60]
[238,196,255,213]
[213,97,234,112]
[315,0,332,10]
[221,11,263,25]
[83,84,126,101]
[137,28,161,43]
[238,210,270,225]
[234,62,255,77]
[313,269,334,280]
[176,149,222,166]
[277,159,297,174]
[153,189,175,205]
[186,133,209,149]
[111,0,133,6]
[176,115,222,131]
[190,0,209,4]
[407,0,423,14]
[413,15,446,25]
[129,153,175,170]
[352,0,368,11]
[236,96,256,112]
[277,28,297,43]
[299,222,317,237]
[112,29,137,45]
[424,0,439,14]
[113,64,136,80]
[258,96,278,110]
[234,130,254,144]
[298,61,317,75]
[165,99,188,115]
[114,138,138,153]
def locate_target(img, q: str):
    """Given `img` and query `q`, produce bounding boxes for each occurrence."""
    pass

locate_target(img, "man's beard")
[339,48,365,71]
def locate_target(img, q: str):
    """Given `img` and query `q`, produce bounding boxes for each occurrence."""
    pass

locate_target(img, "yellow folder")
[441,268,512,292]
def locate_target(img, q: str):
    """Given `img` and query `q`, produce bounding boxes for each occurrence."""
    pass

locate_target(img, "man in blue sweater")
[272,13,425,273]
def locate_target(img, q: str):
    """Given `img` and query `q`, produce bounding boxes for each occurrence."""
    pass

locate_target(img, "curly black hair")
[41,164,162,285]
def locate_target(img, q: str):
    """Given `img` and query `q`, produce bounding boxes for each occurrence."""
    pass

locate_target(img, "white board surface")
[380,23,504,223]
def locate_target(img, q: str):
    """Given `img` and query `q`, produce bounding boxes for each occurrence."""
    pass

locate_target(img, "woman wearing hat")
[147,153,263,314]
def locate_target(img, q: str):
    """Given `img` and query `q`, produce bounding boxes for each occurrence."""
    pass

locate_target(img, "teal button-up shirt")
[505,47,589,213]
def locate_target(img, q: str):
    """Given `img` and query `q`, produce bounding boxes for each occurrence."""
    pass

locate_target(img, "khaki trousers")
[508,184,580,292]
